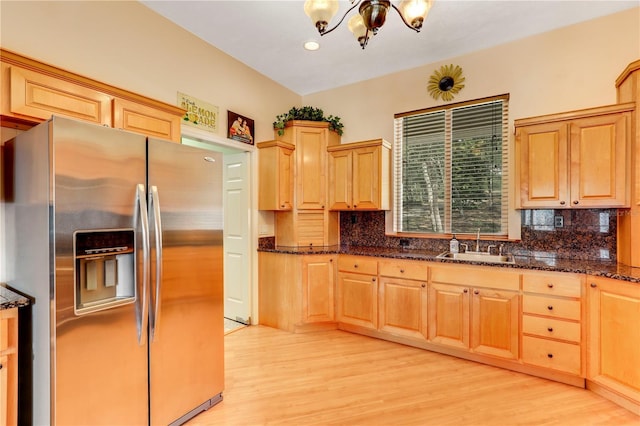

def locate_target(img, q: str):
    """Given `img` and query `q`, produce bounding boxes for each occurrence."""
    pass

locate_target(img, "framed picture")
[227,111,254,145]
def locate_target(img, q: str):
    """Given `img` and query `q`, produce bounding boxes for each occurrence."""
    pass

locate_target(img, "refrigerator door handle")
[149,185,163,342]
[135,183,150,346]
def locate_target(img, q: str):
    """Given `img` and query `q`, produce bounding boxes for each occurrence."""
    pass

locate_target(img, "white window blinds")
[393,95,509,235]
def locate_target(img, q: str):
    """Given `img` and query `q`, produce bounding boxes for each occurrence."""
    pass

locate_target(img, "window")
[393,95,509,236]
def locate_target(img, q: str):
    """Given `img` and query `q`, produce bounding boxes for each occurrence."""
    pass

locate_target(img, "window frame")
[391,94,510,239]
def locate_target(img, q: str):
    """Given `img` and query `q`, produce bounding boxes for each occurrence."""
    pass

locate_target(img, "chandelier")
[304,0,433,49]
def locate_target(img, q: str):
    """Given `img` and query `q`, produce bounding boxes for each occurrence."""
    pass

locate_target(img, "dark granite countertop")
[259,245,640,284]
[0,285,31,310]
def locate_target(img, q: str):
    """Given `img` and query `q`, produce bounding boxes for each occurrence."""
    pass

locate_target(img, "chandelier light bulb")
[304,0,339,34]
[347,13,369,49]
[398,0,432,30]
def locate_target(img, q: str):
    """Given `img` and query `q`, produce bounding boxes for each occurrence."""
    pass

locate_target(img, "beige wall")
[0,1,301,142]
[303,7,640,144]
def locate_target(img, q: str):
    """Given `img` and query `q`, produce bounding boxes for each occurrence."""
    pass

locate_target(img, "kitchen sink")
[436,251,515,264]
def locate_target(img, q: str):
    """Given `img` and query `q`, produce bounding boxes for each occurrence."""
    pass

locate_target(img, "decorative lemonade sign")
[178,92,219,132]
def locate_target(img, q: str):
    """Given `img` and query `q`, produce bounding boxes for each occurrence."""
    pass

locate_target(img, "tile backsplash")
[339,209,618,262]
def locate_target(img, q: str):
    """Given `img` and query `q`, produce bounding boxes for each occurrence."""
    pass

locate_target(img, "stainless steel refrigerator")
[4,116,224,425]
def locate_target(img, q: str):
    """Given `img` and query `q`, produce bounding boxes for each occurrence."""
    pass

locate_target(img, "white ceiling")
[141,0,638,96]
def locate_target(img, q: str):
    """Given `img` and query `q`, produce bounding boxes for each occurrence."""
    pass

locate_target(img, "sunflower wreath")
[428,64,465,101]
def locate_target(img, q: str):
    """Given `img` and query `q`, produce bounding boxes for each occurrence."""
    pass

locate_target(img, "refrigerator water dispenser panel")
[74,229,136,315]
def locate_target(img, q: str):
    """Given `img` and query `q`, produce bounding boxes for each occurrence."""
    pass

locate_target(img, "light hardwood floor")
[188,325,638,425]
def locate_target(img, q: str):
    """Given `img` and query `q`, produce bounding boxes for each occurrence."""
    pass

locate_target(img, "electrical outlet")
[554,215,564,228]
[399,238,410,247]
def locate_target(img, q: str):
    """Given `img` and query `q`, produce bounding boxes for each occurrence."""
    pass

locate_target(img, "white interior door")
[223,152,251,324]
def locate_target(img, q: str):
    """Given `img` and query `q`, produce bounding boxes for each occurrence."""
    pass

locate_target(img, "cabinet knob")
[280,204,285,208]
[474,290,480,295]
[547,353,554,359]
[560,201,566,205]
[547,283,554,288]
[547,305,554,311]
[421,283,426,288]
[321,205,325,208]
[547,327,554,332]
[463,289,468,293]
[400,269,405,273]
[573,200,579,205]
[0,363,3,370]
[354,264,358,268]
[354,204,357,208]
[590,282,597,288]
[372,278,376,282]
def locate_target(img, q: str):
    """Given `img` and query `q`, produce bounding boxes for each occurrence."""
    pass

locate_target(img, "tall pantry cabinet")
[257,121,341,333]
[263,120,341,247]
[615,59,640,267]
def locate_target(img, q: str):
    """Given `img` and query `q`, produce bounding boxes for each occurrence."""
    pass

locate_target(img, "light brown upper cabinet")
[515,103,634,209]
[257,140,295,210]
[1,48,185,142]
[112,98,182,142]
[276,120,340,210]
[327,139,391,211]
[5,65,112,126]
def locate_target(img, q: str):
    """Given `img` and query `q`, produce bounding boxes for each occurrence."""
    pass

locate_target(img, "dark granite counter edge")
[0,285,31,310]
[258,247,640,284]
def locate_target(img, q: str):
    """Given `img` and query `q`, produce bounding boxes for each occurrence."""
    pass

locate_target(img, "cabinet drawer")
[522,315,581,343]
[378,259,427,281]
[522,336,581,375]
[338,256,377,275]
[523,273,583,298]
[522,294,581,320]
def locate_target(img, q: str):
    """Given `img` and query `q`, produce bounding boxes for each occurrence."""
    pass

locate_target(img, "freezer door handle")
[135,183,150,346]
[149,185,163,342]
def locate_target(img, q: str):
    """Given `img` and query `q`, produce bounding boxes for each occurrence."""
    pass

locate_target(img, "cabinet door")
[296,126,327,209]
[570,112,629,207]
[113,98,182,142]
[337,272,378,329]
[588,276,640,404]
[516,121,569,208]
[428,282,470,349]
[379,277,427,340]
[258,142,294,210]
[471,288,519,359]
[302,256,335,323]
[328,149,352,210]
[352,145,381,210]
[9,66,112,125]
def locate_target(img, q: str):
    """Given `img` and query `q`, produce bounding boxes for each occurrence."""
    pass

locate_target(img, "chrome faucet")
[475,228,480,252]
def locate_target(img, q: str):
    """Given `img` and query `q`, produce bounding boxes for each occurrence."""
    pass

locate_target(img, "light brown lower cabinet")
[378,259,428,341]
[336,256,378,330]
[0,308,18,426]
[429,265,520,360]
[258,252,336,333]
[378,278,428,340]
[587,275,640,415]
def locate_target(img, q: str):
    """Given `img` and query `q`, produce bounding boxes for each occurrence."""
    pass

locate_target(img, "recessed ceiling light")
[304,40,320,51]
